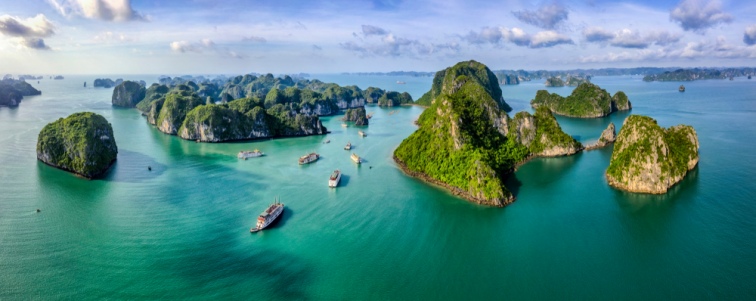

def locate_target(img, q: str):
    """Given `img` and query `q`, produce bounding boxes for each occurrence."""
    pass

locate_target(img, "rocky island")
[37,112,118,178]
[531,83,631,118]
[394,60,582,207]
[343,107,368,126]
[0,79,41,107]
[112,81,147,107]
[606,115,699,194]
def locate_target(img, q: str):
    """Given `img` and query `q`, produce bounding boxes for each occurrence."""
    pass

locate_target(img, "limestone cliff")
[531,83,631,118]
[585,123,616,150]
[606,115,699,194]
[36,112,118,179]
[112,81,146,108]
[343,107,368,126]
[508,107,582,157]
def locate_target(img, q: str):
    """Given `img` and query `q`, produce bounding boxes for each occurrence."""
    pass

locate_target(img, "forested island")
[530,83,631,118]
[37,112,118,178]
[394,60,589,207]
[112,73,411,142]
[642,68,754,81]
[606,115,699,193]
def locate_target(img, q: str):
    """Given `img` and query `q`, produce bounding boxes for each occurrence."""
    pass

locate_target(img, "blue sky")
[1,0,755,74]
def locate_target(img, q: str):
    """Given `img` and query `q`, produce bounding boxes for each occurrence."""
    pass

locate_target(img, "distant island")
[394,60,595,207]
[37,112,118,179]
[606,115,699,193]
[643,68,753,82]
[531,83,631,118]
[0,79,41,107]
[112,73,410,142]
[53,75,64,80]
[544,76,590,87]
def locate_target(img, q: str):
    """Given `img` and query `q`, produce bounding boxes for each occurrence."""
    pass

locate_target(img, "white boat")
[238,149,264,159]
[358,130,366,137]
[351,153,362,164]
[329,170,341,188]
[250,198,284,233]
[344,141,352,150]
[299,152,319,164]
[323,139,330,144]
[341,123,348,127]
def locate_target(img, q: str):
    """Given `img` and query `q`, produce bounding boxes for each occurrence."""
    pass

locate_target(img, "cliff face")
[394,60,529,207]
[156,92,204,134]
[509,107,582,157]
[36,112,118,179]
[178,102,271,142]
[377,91,413,107]
[585,122,617,150]
[112,81,146,108]
[343,107,368,126]
[531,83,631,118]
[94,78,116,88]
[0,79,41,106]
[606,115,699,194]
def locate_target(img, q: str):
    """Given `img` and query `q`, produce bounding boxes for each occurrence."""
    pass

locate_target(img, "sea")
[1,74,755,300]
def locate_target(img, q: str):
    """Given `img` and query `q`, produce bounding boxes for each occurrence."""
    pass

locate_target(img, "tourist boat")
[396,81,406,84]
[341,123,348,127]
[323,139,330,144]
[250,198,284,233]
[328,169,341,188]
[344,141,352,150]
[358,130,366,137]
[238,149,264,159]
[351,153,362,164]
[298,152,319,164]
[679,85,685,92]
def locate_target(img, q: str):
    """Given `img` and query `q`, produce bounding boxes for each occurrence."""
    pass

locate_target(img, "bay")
[1,74,755,299]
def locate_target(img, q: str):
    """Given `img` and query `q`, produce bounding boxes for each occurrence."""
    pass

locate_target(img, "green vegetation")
[531,83,631,118]
[112,81,146,108]
[377,91,413,106]
[416,61,511,112]
[643,68,736,81]
[545,77,565,87]
[606,115,699,193]
[343,107,368,126]
[36,112,118,178]
[526,107,582,154]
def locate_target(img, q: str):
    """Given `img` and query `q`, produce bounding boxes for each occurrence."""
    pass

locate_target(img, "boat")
[250,198,284,233]
[323,139,330,144]
[238,149,264,159]
[679,85,685,92]
[351,153,362,164]
[358,130,366,137]
[298,152,319,164]
[749,75,752,79]
[344,141,352,150]
[328,170,341,188]
[396,81,406,84]
[341,123,348,127]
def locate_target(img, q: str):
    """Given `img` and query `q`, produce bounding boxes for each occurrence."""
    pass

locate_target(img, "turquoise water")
[1,75,755,299]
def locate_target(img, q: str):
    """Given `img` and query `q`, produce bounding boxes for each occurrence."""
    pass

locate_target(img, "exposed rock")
[585,123,616,150]
[0,79,41,106]
[606,115,699,194]
[377,91,413,106]
[156,91,204,134]
[112,81,146,108]
[343,107,368,126]
[509,107,582,157]
[53,75,64,80]
[36,112,118,179]
[94,78,116,88]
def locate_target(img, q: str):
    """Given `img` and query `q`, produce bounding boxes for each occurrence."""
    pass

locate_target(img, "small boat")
[358,130,366,137]
[341,123,348,127]
[323,139,330,144]
[396,81,406,84]
[250,198,284,233]
[748,75,752,79]
[329,170,341,188]
[238,149,264,159]
[351,153,362,164]
[678,85,685,92]
[344,141,352,150]
[299,152,319,164]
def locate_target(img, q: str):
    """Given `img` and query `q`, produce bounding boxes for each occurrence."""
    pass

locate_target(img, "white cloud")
[170,39,244,59]
[512,2,569,30]
[463,26,572,48]
[340,26,459,58]
[583,27,681,49]
[0,14,55,50]
[670,0,732,33]
[93,31,134,43]
[530,30,573,48]
[47,0,145,22]
[579,39,756,63]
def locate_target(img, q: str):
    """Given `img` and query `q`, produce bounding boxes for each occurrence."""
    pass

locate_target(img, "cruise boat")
[341,123,348,127]
[328,170,341,188]
[351,153,362,164]
[298,152,319,164]
[250,198,284,233]
[238,149,264,159]
[358,130,366,137]
[344,141,352,150]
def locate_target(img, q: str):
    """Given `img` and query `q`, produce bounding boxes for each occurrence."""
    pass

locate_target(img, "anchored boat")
[329,170,341,188]
[344,141,352,150]
[351,153,362,164]
[299,152,319,164]
[679,85,685,92]
[358,130,366,137]
[250,198,284,233]
[238,149,264,159]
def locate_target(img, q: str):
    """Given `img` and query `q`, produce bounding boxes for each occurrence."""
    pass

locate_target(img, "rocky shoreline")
[393,155,515,207]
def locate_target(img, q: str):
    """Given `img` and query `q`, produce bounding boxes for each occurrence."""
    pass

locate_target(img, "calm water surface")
[1,75,755,300]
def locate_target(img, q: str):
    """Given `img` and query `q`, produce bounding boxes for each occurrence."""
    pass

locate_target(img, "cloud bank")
[464,26,573,48]
[47,0,145,22]
[512,2,568,30]
[670,0,732,33]
[0,14,55,50]
[583,27,681,49]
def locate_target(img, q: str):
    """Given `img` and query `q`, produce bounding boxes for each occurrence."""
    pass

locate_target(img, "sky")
[1,0,755,74]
